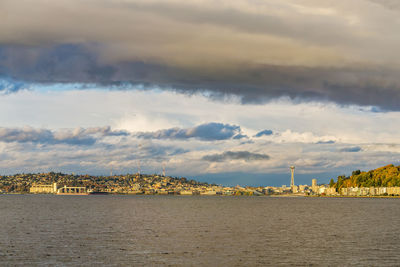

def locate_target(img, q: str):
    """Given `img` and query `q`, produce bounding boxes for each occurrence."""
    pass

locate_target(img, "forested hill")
[330,164,400,190]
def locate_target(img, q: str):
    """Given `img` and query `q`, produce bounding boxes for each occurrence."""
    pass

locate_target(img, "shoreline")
[3,193,400,198]
[312,195,400,199]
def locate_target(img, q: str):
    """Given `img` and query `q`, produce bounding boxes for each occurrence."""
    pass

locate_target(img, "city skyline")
[2,0,400,185]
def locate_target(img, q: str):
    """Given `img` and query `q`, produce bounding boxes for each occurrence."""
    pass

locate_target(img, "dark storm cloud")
[254,130,273,137]
[2,43,400,110]
[339,146,362,152]
[136,122,243,141]
[316,140,335,144]
[0,44,117,84]
[0,126,127,145]
[202,151,270,162]
[2,1,400,109]
[233,134,249,140]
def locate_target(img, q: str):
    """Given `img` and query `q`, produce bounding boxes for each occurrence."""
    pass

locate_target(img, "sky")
[1,0,400,186]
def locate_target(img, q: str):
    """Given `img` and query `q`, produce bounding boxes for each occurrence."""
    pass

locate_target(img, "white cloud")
[258,130,337,144]
[1,88,400,181]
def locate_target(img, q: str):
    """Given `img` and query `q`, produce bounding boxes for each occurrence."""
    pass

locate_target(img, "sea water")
[1,195,399,266]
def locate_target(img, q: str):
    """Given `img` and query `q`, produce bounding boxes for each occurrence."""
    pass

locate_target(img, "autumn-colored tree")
[333,164,400,188]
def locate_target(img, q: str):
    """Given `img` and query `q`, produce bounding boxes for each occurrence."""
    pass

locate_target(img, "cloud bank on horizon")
[1,0,400,109]
[0,112,396,182]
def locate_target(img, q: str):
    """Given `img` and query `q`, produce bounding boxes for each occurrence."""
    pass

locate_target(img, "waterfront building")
[378,187,387,195]
[299,185,307,192]
[57,185,88,195]
[326,187,337,196]
[318,185,328,195]
[30,183,57,194]
[157,188,168,195]
[292,185,299,193]
[387,187,400,195]
[180,190,193,195]
[263,187,273,195]
[200,190,217,195]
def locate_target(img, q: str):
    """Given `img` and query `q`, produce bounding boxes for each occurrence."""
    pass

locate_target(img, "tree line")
[330,164,400,191]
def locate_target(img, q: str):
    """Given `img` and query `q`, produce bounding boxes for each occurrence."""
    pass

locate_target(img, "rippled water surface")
[1,195,400,266]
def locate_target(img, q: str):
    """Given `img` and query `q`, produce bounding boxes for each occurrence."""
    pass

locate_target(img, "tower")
[312,179,318,193]
[312,179,317,187]
[290,166,295,187]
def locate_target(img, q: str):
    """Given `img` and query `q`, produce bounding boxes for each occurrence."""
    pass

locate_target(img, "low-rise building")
[30,183,57,194]
[326,187,337,196]
[179,190,193,195]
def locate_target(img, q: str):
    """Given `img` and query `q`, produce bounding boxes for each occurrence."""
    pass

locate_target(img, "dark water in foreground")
[1,195,400,266]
